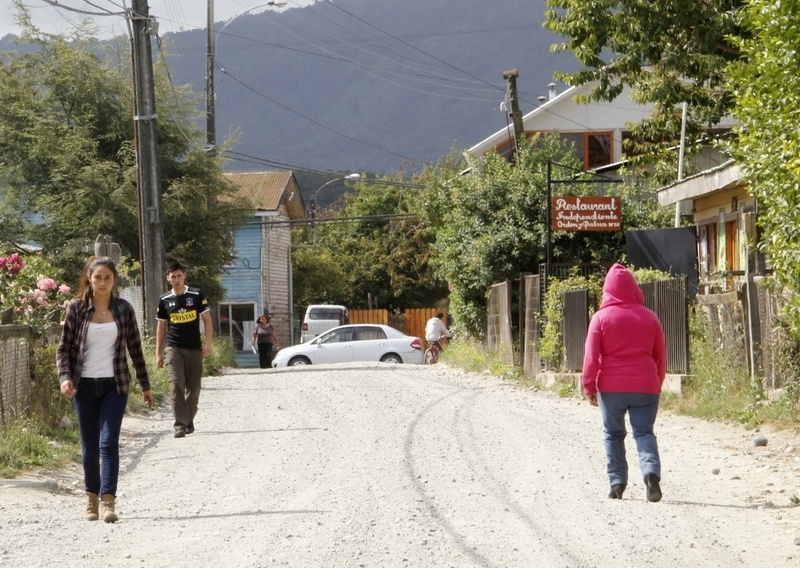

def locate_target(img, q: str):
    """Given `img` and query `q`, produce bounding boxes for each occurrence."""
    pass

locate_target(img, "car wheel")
[380,353,403,364]
[288,356,311,367]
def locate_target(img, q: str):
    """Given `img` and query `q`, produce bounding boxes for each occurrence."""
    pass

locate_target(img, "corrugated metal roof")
[222,171,306,219]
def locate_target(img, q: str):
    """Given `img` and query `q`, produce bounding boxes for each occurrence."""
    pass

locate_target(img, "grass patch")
[0,418,80,478]
[555,380,577,398]
[442,339,531,385]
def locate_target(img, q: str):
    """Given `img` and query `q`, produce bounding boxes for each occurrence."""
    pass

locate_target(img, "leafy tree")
[0,18,247,303]
[307,175,447,310]
[422,135,652,337]
[291,246,350,313]
[728,0,800,338]
[289,138,670,336]
[544,0,747,180]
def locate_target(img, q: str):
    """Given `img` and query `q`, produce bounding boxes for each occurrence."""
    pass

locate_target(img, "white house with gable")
[465,80,736,174]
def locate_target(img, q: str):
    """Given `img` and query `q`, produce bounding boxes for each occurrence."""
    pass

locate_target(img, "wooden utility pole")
[503,69,525,161]
[131,0,166,335]
[206,0,216,151]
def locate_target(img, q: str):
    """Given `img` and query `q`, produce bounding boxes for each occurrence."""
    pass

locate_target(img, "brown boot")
[101,494,118,523]
[85,492,99,521]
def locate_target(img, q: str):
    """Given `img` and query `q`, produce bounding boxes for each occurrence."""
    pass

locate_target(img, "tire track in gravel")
[401,375,589,567]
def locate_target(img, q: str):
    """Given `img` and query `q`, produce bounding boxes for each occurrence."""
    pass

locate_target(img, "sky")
[1,0,314,40]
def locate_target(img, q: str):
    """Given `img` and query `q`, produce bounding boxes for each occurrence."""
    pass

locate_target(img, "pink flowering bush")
[0,253,71,332]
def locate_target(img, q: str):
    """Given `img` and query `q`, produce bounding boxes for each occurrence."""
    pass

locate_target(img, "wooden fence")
[489,273,690,377]
[405,308,447,349]
[349,309,389,325]
[0,325,32,423]
[487,281,515,365]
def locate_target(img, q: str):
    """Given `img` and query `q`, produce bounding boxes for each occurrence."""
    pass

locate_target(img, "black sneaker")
[186,422,195,435]
[174,428,186,438]
[644,474,662,502]
[608,484,626,499]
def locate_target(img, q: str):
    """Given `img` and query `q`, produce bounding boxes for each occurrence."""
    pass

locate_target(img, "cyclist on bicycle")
[425,312,451,355]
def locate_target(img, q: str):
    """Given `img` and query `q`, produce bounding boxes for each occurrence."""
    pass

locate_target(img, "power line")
[222,150,424,189]
[319,0,505,95]
[217,66,425,165]
[286,5,502,95]
[262,213,417,226]
[40,0,125,17]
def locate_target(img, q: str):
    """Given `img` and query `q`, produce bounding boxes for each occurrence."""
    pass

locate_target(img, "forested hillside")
[0,0,579,175]
[157,0,579,175]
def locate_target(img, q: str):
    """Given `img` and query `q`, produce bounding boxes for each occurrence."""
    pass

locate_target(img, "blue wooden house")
[220,171,306,367]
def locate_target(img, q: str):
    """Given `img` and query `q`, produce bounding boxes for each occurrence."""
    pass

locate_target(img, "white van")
[300,305,349,343]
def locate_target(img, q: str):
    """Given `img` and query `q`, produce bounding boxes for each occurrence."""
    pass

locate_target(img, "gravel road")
[1,362,800,567]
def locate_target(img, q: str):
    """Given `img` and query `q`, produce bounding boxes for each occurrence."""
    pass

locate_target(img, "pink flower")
[37,277,58,291]
[32,289,49,307]
[0,254,24,276]
[58,284,71,295]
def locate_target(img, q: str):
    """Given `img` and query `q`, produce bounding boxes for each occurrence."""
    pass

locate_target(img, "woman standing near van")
[252,315,279,369]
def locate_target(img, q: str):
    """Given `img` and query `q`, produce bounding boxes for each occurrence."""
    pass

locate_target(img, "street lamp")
[311,173,361,243]
[206,1,288,152]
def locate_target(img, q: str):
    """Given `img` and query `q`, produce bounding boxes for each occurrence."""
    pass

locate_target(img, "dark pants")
[165,346,203,430]
[72,377,128,497]
[257,342,274,369]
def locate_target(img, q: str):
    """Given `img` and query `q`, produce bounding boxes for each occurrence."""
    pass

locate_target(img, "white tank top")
[81,321,118,378]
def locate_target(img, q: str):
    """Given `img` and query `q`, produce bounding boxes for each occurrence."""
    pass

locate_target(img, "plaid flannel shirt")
[56,297,151,395]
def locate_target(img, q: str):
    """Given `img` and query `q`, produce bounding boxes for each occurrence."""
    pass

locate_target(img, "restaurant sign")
[551,196,622,232]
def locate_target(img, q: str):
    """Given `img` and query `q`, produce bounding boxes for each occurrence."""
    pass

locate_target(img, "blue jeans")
[72,378,128,496]
[598,392,661,487]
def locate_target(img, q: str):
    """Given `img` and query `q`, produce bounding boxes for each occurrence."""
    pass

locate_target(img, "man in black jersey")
[155,261,213,438]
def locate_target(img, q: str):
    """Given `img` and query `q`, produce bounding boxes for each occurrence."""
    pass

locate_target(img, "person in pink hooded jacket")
[582,263,667,502]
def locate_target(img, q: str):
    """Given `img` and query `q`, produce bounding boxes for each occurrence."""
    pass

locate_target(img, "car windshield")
[309,309,345,320]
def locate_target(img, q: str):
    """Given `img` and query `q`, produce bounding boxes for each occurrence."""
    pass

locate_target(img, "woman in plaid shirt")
[57,256,153,523]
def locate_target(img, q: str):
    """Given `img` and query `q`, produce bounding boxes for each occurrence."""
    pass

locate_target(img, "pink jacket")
[582,263,666,396]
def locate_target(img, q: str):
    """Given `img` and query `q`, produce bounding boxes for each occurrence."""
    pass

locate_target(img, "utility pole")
[206,0,216,151]
[503,69,525,161]
[131,0,166,335]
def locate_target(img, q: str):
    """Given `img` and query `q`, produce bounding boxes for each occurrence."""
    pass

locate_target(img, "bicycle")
[424,335,449,364]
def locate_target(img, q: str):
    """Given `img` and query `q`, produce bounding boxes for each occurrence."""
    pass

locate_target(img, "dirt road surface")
[2,363,800,567]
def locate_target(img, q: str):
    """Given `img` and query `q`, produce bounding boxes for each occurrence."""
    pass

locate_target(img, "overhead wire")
[217,65,425,164]
[33,1,626,169]
[222,150,424,190]
[266,2,627,151]
[153,35,201,148]
[282,4,503,96]
[40,0,125,17]
[319,0,506,95]
[215,16,501,102]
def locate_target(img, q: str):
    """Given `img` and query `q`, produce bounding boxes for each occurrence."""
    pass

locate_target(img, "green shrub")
[539,272,603,369]
[665,308,763,425]
[539,267,671,371]
[203,337,237,376]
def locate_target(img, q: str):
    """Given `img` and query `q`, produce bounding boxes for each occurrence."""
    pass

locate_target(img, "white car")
[273,324,424,367]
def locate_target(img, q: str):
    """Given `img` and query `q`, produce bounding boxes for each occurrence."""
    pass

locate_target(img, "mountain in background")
[160,0,580,176]
[0,0,581,177]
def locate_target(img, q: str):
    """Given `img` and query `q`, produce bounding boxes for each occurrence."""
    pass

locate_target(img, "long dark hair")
[77,256,118,312]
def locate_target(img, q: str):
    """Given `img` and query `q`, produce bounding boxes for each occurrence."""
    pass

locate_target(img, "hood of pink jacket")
[600,263,643,308]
